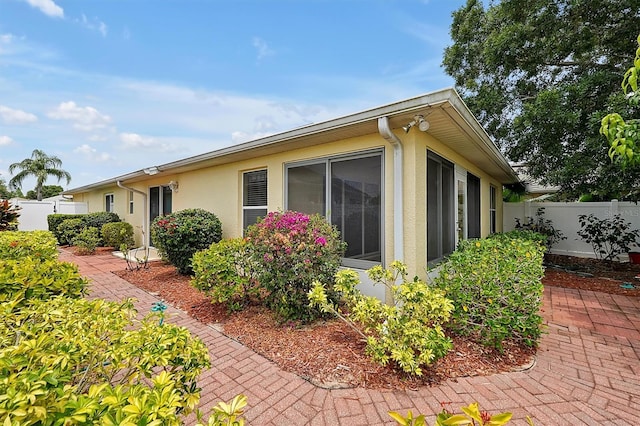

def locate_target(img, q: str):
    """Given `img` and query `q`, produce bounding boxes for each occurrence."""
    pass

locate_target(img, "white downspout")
[377,116,404,263]
[117,181,149,249]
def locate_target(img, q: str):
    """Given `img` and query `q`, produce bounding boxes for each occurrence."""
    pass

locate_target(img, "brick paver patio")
[59,250,640,425]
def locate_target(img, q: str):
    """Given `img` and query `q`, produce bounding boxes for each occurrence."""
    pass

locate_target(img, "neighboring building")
[510,162,560,200]
[64,88,518,300]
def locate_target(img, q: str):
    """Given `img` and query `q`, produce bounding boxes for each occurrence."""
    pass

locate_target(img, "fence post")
[524,199,532,220]
[610,199,619,218]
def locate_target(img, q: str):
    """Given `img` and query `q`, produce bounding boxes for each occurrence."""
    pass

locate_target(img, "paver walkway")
[60,250,640,425]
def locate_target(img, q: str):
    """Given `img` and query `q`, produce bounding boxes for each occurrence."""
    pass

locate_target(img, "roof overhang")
[64,88,518,194]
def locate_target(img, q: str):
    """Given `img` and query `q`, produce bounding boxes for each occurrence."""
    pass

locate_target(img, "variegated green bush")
[0,230,58,261]
[0,297,211,425]
[0,257,88,305]
[309,262,453,376]
[432,236,545,350]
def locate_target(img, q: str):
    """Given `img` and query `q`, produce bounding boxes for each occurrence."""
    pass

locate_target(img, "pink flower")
[315,236,327,246]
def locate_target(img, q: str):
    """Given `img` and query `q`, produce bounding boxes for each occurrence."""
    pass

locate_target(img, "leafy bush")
[72,226,101,255]
[151,208,223,275]
[0,230,58,261]
[246,210,346,323]
[0,257,88,304]
[47,213,84,243]
[0,199,20,231]
[489,229,548,247]
[390,402,516,426]
[432,237,546,350]
[102,221,135,249]
[309,262,453,376]
[577,213,640,261]
[0,297,211,425]
[192,238,260,312]
[84,211,121,229]
[56,218,86,246]
[514,207,565,250]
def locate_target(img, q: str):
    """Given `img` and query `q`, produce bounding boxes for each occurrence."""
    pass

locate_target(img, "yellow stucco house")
[65,88,518,298]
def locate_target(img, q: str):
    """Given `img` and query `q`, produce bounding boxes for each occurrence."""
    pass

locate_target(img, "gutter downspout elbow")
[377,116,404,264]
[117,181,149,249]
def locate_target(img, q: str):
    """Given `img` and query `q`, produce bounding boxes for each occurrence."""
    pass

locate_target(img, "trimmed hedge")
[48,212,121,245]
[151,208,223,275]
[101,221,135,249]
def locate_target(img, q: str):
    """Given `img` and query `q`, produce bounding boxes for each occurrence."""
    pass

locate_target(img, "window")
[105,193,114,213]
[467,173,481,239]
[490,185,497,234]
[427,151,455,263]
[286,151,382,268]
[128,191,134,214]
[243,169,267,229]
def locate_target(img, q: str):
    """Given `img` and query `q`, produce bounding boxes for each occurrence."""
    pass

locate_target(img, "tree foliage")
[601,34,640,167]
[8,149,71,201]
[443,0,640,200]
[25,185,64,200]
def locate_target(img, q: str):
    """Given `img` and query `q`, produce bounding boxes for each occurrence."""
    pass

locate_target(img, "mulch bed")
[108,252,640,390]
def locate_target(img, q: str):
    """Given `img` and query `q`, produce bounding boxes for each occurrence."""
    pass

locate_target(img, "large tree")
[9,149,71,201]
[443,0,640,200]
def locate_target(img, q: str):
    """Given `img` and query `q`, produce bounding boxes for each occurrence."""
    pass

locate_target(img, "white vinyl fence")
[11,199,88,231]
[504,200,640,260]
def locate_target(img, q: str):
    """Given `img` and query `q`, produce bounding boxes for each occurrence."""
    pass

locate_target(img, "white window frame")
[490,185,497,234]
[242,169,268,230]
[128,191,134,215]
[105,193,114,213]
[285,149,384,270]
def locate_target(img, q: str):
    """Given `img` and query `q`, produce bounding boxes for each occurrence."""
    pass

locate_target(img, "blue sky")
[0,0,466,191]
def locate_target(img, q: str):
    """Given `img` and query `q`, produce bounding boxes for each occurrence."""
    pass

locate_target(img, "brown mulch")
[110,253,639,390]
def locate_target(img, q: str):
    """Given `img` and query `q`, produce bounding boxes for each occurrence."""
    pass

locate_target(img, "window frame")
[242,169,268,230]
[284,149,384,269]
[128,191,134,215]
[490,185,497,234]
[105,193,114,213]
[427,150,455,264]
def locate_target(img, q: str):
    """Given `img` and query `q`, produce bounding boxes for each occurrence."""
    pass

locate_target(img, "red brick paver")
[60,250,640,425]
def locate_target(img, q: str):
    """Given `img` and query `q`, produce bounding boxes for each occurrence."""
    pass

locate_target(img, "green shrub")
[514,207,565,251]
[432,237,545,350]
[47,213,84,243]
[0,297,210,424]
[151,208,223,275]
[309,261,453,376]
[577,213,640,261]
[84,211,121,230]
[0,257,88,304]
[72,226,101,255]
[56,218,86,246]
[102,221,135,249]
[0,199,20,231]
[245,210,346,323]
[0,230,58,261]
[192,238,260,312]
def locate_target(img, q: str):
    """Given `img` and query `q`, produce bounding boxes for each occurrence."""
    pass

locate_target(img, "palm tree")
[9,149,72,201]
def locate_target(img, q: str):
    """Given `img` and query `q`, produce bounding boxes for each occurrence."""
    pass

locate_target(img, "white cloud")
[0,136,14,146]
[48,101,112,131]
[22,0,64,18]
[119,132,176,152]
[79,14,108,37]
[73,144,112,162]
[0,105,38,124]
[252,37,275,60]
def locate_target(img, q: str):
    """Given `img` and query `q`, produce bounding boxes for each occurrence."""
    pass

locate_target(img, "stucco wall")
[72,128,505,291]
